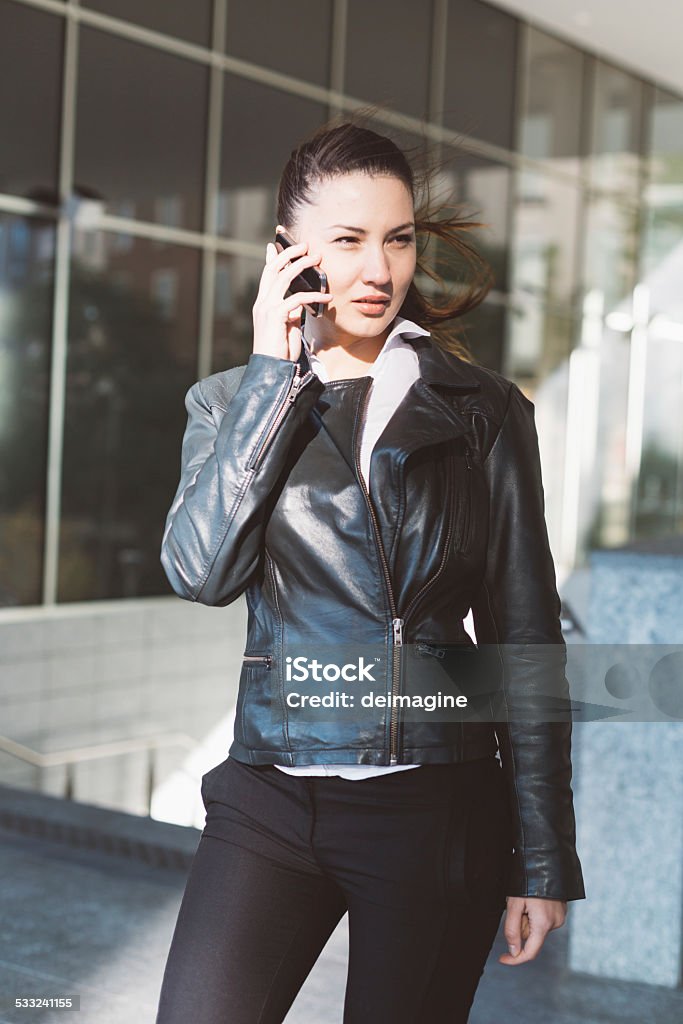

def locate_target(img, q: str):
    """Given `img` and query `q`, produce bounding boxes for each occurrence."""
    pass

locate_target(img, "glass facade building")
[1,0,682,608]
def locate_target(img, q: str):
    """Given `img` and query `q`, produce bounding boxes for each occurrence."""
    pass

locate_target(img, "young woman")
[156,119,586,1024]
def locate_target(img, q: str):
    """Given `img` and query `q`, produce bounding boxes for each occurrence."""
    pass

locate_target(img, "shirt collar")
[301,314,430,377]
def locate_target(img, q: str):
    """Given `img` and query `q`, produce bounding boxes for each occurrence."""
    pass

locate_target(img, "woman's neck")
[303,321,392,381]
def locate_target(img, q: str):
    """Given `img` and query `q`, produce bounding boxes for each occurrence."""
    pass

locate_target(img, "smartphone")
[274,227,328,318]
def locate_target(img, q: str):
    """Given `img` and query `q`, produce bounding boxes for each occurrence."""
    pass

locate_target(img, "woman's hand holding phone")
[252,237,332,362]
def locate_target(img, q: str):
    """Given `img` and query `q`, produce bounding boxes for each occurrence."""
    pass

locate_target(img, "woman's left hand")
[498,896,567,965]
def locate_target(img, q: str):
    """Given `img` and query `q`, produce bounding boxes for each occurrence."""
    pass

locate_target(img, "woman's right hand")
[252,236,333,363]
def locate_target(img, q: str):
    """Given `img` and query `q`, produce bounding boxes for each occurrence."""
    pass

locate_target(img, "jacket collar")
[307,327,482,487]
[372,320,482,462]
[408,333,482,394]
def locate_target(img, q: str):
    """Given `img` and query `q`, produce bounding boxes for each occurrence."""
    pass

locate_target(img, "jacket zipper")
[417,642,446,658]
[352,380,404,765]
[455,443,473,552]
[353,388,476,763]
[242,654,273,668]
[247,364,317,472]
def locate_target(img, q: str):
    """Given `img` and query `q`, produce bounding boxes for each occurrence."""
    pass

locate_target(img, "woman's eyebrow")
[326,222,415,234]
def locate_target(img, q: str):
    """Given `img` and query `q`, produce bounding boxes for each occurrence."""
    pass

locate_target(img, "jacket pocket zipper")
[454,444,473,552]
[242,654,273,669]
[391,617,404,765]
[246,365,316,472]
[416,642,446,659]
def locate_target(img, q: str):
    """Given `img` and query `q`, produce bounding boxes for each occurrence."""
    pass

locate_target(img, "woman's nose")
[361,250,391,284]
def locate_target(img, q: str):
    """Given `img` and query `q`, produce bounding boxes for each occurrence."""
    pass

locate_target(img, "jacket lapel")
[356,342,480,568]
[305,335,482,500]
[369,335,482,468]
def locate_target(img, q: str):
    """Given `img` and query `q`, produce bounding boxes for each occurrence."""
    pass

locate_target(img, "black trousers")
[155,753,513,1024]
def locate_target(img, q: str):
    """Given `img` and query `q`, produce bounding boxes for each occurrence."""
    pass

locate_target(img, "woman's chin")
[335,306,395,335]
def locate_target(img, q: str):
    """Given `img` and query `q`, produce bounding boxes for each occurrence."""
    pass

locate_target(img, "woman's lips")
[353,300,390,314]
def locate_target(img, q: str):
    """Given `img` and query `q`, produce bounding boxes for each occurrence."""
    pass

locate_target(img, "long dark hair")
[276,108,494,362]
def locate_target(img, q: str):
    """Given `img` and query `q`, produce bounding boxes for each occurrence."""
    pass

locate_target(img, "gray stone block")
[568,547,683,987]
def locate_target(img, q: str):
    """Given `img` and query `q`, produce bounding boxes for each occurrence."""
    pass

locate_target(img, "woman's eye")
[334,235,414,246]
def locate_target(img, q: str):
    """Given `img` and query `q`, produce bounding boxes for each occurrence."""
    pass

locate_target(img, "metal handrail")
[0,732,197,766]
[0,732,199,816]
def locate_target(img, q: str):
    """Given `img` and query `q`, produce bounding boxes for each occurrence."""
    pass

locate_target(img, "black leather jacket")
[160,334,586,902]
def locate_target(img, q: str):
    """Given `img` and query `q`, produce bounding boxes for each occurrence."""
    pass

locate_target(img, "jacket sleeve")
[471,382,586,902]
[160,353,324,606]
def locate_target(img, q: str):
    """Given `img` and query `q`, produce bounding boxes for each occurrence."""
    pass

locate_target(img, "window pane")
[457,299,507,375]
[83,0,213,47]
[0,0,62,201]
[442,0,518,150]
[59,231,201,602]
[636,336,683,541]
[588,326,632,549]
[434,152,512,294]
[0,214,56,607]
[517,26,584,172]
[345,0,433,119]
[648,88,683,187]
[525,353,572,561]
[224,0,333,87]
[589,60,645,196]
[637,86,681,542]
[581,196,639,312]
[642,89,683,321]
[510,169,581,314]
[503,312,577,563]
[75,28,208,230]
[212,253,265,373]
[636,94,680,542]
[218,74,327,243]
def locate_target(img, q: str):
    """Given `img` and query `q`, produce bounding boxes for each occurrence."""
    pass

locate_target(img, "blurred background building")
[1,0,682,999]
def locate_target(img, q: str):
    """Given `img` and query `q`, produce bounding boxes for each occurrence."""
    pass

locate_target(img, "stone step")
[0,783,198,872]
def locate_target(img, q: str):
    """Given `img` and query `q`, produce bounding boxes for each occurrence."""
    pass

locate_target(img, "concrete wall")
[0,596,245,827]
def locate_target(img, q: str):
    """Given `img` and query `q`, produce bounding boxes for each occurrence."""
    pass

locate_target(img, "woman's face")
[288,171,417,345]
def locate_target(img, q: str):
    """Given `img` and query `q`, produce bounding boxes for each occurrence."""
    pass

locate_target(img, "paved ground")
[0,793,682,1023]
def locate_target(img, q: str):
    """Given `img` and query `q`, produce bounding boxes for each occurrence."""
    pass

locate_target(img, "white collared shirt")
[275,314,429,781]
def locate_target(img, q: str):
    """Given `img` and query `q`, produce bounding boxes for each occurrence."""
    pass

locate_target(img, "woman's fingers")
[266,239,309,274]
[502,899,523,959]
[283,292,332,311]
[253,232,329,359]
[257,246,323,302]
[499,898,565,966]
[279,252,324,293]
